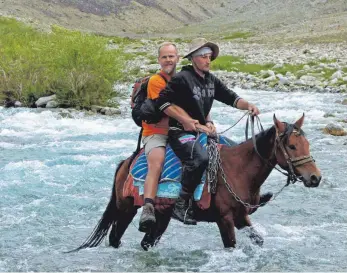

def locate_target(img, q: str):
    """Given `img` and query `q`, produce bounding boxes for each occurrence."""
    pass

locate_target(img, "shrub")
[0,18,130,108]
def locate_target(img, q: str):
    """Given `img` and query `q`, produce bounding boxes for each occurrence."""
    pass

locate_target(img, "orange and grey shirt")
[142,71,170,137]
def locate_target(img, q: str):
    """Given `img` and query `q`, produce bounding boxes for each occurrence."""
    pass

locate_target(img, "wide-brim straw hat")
[183,38,219,61]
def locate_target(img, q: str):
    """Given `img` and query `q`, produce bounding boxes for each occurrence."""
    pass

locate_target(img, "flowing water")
[1,87,347,271]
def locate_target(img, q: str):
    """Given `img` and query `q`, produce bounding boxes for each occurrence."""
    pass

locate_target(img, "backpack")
[130,73,167,127]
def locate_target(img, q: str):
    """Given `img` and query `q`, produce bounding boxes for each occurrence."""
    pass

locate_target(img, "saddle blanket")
[129,134,234,201]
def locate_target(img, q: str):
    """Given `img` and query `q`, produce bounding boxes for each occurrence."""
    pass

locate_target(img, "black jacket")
[157,65,241,129]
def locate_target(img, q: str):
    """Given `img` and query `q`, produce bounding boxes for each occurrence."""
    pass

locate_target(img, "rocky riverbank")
[124,39,347,94]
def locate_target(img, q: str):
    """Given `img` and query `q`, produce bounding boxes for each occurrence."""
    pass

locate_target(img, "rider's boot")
[172,196,197,225]
[139,202,156,233]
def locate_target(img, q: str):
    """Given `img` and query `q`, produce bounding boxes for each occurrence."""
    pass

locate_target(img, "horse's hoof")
[141,241,152,251]
[110,240,122,249]
[250,234,264,247]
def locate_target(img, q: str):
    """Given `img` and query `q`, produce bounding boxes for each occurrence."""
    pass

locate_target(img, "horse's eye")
[288,144,296,150]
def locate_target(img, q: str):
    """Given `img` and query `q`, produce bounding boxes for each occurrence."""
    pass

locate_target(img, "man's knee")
[193,151,208,171]
[147,147,166,170]
[199,152,209,168]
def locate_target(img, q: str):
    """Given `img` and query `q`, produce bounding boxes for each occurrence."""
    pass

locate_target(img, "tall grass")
[0,17,131,108]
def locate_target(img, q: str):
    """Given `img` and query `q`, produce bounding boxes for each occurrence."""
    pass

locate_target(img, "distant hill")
[1,0,347,41]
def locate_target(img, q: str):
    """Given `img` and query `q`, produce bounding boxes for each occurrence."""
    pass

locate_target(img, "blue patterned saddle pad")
[130,134,235,200]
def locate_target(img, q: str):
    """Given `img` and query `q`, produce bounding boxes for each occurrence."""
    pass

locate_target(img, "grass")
[212,55,347,88]
[0,17,132,108]
[212,55,274,74]
[222,32,253,40]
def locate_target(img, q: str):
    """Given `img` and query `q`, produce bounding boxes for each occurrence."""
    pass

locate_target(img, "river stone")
[14,101,22,107]
[331,70,343,80]
[91,105,103,113]
[104,107,121,116]
[35,94,56,107]
[46,100,59,108]
[323,123,346,136]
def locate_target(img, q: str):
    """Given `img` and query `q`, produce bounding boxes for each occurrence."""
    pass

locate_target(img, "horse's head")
[273,114,321,187]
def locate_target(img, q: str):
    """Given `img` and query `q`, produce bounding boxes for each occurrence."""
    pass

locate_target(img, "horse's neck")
[220,127,277,192]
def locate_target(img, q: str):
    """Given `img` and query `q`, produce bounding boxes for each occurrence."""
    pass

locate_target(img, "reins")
[214,112,314,209]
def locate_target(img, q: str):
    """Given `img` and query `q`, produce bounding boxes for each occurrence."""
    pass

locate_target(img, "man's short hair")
[157,42,177,56]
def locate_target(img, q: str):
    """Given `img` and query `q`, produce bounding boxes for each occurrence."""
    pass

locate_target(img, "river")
[1,87,346,271]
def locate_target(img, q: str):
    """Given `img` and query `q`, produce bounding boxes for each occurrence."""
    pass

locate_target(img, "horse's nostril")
[310,174,321,184]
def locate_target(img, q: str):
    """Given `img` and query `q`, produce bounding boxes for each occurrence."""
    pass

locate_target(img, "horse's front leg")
[236,215,264,246]
[140,207,172,251]
[216,213,236,248]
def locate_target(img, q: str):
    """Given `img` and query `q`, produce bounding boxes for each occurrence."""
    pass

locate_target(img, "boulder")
[46,100,59,108]
[14,101,22,107]
[35,94,56,107]
[323,123,346,136]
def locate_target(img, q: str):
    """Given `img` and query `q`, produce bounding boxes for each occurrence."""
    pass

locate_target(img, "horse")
[68,114,321,251]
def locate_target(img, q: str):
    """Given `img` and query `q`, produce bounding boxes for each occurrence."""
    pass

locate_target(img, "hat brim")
[183,42,219,61]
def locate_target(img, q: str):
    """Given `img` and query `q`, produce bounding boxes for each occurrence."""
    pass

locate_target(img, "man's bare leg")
[139,146,166,233]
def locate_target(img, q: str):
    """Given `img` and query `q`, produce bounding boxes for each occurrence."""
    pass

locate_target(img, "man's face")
[192,53,212,73]
[158,45,179,75]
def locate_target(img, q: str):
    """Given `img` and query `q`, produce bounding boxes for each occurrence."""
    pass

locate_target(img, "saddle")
[123,134,236,209]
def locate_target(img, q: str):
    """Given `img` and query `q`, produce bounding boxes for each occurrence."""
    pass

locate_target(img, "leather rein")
[246,115,315,186]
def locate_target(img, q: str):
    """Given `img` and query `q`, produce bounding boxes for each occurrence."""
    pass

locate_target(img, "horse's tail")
[65,158,128,253]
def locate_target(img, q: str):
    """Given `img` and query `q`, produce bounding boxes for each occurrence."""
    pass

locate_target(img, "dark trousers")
[168,130,208,200]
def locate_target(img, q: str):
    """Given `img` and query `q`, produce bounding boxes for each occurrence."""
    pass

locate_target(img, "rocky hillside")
[1,0,347,40]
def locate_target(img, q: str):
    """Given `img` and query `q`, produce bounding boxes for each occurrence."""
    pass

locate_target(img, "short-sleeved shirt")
[142,71,170,137]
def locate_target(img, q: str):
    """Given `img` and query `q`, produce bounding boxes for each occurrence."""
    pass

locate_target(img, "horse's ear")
[273,114,285,133]
[294,113,305,129]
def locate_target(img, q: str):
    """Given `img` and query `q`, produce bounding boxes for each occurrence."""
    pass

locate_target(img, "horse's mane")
[236,122,306,156]
[255,122,305,143]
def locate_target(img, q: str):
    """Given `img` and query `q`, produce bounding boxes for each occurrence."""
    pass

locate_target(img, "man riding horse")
[67,39,322,253]
[158,38,273,224]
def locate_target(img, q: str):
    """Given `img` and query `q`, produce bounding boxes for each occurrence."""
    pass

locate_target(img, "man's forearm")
[235,98,250,110]
[163,105,195,124]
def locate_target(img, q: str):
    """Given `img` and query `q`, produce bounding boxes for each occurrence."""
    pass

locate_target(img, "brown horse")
[69,114,321,252]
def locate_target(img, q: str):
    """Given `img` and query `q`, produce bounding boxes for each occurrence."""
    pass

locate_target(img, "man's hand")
[206,121,217,136]
[181,119,199,132]
[248,103,260,116]
[196,124,213,136]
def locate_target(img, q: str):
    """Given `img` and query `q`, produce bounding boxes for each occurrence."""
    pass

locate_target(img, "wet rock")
[91,105,103,113]
[331,70,343,80]
[35,94,56,107]
[59,109,74,118]
[14,101,22,107]
[263,75,276,82]
[323,123,346,136]
[342,99,347,105]
[101,107,121,116]
[46,100,59,108]
[323,112,335,118]
[330,78,338,85]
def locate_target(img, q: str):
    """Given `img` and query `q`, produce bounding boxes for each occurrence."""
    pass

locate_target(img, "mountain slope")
[1,0,347,40]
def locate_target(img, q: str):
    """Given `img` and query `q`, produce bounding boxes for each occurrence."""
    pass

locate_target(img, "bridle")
[214,114,316,209]
[274,128,315,185]
[246,114,315,185]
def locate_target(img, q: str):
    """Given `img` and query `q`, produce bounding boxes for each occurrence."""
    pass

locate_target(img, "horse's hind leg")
[216,213,236,248]
[140,208,172,251]
[109,208,138,248]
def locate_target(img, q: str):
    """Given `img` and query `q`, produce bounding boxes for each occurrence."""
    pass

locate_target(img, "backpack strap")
[156,72,169,84]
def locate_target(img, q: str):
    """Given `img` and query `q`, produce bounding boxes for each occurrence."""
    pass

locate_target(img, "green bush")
[0,17,130,108]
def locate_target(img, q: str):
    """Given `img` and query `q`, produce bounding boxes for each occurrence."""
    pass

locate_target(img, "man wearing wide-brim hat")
[156,38,268,225]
